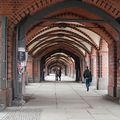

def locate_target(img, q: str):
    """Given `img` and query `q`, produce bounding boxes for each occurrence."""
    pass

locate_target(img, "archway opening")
[10,0,118,103]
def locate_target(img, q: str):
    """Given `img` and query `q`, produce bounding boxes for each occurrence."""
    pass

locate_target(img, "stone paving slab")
[0,113,8,120]
[0,82,120,120]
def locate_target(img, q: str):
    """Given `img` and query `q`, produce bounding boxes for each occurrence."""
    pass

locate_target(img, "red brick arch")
[25,11,115,48]
[5,0,119,82]
[1,0,120,106]
[4,0,118,43]
[5,0,119,24]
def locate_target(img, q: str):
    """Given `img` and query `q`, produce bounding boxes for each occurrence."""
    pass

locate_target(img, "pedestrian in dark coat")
[83,66,92,91]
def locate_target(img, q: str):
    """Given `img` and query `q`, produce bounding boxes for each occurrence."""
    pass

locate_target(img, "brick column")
[40,58,45,81]
[33,58,40,82]
[26,56,33,83]
[108,42,117,97]
[98,39,109,90]
[91,48,98,87]
[71,60,75,78]
[0,16,7,108]
[85,53,90,68]
[116,41,120,98]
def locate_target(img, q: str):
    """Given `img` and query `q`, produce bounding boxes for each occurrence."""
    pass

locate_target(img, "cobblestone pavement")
[0,81,120,120]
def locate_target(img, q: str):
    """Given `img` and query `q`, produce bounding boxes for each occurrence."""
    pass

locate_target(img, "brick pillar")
[81,57,86,82]
[85,53,90,68]
[7,20,15,106]
[0,16,7,108]
[75,57,80,82]
[69,60,74,78]
[33,58,40,82]
[71,60,75,78]
[91,48,98,87]
[26,56,33,83]
[98,39,109,90]
[116,41,120,98]
[108,42,116,97]
[40,58,45,81]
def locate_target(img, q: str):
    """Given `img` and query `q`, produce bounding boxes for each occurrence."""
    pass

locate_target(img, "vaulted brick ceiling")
[0,0,120,58]
[45,53,73,71]
[27,24,100,56]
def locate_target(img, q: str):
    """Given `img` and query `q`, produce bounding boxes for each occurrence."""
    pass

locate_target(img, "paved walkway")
[0,81,120,120]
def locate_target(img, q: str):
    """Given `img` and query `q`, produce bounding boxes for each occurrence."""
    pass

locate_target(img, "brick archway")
[1,0,120,106]
[11,0,120,104]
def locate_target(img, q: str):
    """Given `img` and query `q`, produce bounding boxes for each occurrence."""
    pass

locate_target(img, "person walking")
[55,68,62,81]
[58,68,62,81]
[55,69,59,81]
[83,66,92,91]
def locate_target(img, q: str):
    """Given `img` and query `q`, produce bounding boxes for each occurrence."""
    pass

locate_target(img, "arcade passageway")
[1,0,120,114]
